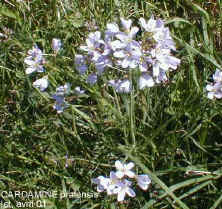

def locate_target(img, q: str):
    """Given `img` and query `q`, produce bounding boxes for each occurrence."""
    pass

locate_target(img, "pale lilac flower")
[94,55,112,74]
[92,160,151,202]
[52,38,62,53]
[153,28,176,50]
[206,69,222,100]
[52,83,70,113]
[80,31,104,59]
[105,23,120,40]
[154,69,168,84]
[206,83,222,99]
[33,76,49,91]
[114,18,139,49]
[139,16,163,33]
[27,44,44,59]
[113,179,136,202]
[92,176,111,193]
[140,16,175,50]
[106,171,122,195]
[92,172,121,195]
[108,79,132,93]
[25,45,45,74]
[75,54,88,75]
[114,44,142,69]
[55,83,71,95]
[115,161,135,178]
[151,47,180,79]
[87,73,98,85]
[52,95,69,114]
[135,174,151,190]
[74,86,85,94]
[139,73,155,89]
[213,69,222,82]
[24,57,45,74]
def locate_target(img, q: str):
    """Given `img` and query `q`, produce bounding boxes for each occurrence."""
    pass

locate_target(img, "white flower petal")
[206,84,214,91]
[25,67,36,74]
[122,58,130,68]
[33,77,49,91]
[139,18,147,29]
[117,190,126,202]
[115,171,124,179]
[129,27,139,38]
[125,170,135,178]
[114,50,126,58]
[207,92,215,100]
[139,74,155,89]
[138,182,149,190]
[120,18,132,31]
[126,187,136,197]
[107,23,119,33]
[125,162,134,170]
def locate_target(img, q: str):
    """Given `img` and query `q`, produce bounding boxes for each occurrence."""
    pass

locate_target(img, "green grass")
[0,0,222,208]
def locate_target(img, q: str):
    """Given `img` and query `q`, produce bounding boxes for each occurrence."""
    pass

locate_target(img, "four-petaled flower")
[115,160,135,178]
[113,179,136,202]
[135,174,151,190]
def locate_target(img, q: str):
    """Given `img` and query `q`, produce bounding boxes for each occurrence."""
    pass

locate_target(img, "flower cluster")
[206,69,222,99]
[75,16,180,92]
[24,40,81,113]
[92,160,151,202]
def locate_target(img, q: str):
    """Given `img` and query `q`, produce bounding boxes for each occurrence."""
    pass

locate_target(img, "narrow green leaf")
[173,35,221,69]
[71,105,97,131]
[165,17,193,26]
[210,193,222,209]
[185,0,210,23]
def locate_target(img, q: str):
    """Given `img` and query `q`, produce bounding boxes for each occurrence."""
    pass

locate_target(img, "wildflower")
[213,69,222,82]
[52,95,69,114]
[139,73,155,89]
[24,45,45,74]
[55,83,71,95]
[206,83,222,99]
[75,54,88,75]
[113,179,136,202]
[52,83,70,113]
[115,18,139,48]
[108,79,132,93]
[87,73,98,85]
[139,16,163,33]
[52,38,62,53]
[74,86,85,94]
[135,174,151,190]
[105,23,120,40]
[80,31,104,59]
[114,44,142,69]
[115,161,135,178]
[92,176,110,193]
[24,57,45,74]
[33,76,49,91]
[92,172,121,195]
[206,69,222,100]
